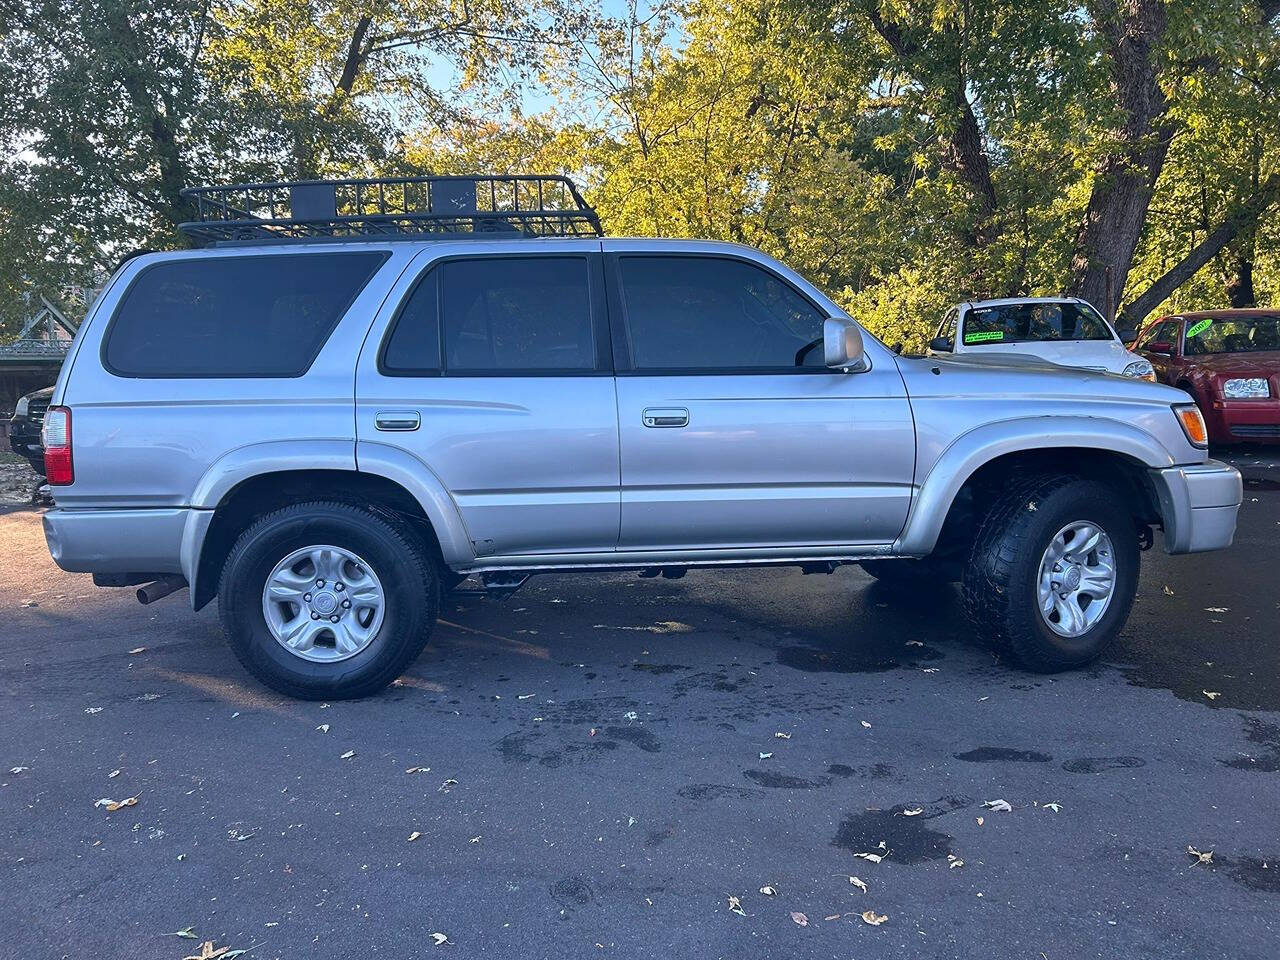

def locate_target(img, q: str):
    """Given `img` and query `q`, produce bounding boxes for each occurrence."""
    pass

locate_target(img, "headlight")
[14,395,29,417]
[1222,377,1270,399]
[1122,360,1156,381]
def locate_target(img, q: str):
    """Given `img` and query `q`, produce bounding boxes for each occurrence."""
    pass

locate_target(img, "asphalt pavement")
[1,455,1278,959]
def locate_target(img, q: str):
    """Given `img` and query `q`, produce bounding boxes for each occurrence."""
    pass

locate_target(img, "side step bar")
[451,572,531,599]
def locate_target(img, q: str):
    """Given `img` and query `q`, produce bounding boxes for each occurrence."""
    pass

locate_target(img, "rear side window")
[381,256,596,374]
[104,252,387,377]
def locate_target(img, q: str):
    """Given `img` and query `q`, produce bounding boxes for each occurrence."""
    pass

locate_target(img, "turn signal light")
[1173,404,1208,449]
[42,405,74,485]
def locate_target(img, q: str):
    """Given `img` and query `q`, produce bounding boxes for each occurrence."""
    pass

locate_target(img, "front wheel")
[218,501,438,699]
[962,476,1138,672]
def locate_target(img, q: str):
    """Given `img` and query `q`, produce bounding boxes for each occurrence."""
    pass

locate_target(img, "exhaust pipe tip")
[137,575,188,605]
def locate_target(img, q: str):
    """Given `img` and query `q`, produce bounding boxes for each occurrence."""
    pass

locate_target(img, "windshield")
[962,302,1113,346]
[1183,315,1280,355]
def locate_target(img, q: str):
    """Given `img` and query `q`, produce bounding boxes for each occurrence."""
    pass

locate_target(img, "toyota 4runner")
[40,175,1243,699]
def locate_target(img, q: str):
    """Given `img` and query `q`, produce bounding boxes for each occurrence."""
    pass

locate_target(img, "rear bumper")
[43,507,188,575]
[1150,460,1242,554]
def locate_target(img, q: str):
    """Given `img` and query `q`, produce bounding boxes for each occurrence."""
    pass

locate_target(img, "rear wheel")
[218,501,438,699]
[962,475,1138,671]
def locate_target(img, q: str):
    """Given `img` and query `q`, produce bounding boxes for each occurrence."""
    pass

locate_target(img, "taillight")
[43,405,74,485]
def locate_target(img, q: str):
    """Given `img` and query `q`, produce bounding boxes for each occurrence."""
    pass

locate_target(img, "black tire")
[962,475,1138,672]
[218,501,438,699]
[858,558,953,589]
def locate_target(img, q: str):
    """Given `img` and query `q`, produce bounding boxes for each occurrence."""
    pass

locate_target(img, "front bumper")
[1150,460,1242,554]
[1203,397,1280,444]
[43,507,189,575]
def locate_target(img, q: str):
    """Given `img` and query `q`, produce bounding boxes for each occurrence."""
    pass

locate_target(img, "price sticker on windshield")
[964,330,1005,343]
[1186,318,1213,339]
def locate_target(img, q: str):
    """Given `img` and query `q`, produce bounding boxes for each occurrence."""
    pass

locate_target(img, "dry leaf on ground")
[1187,846,1214,865]
[95,794,138,812]
[128,647,146,655]
[316,724,329,733]
[1203,691,1221,701]
[791,911,809,927]
[848,876,867,893]
[948,856,964,869]
[430,933,450,945]
[1163,585,1175,596]
[861,910,888,926]
[340,750,355,759]
[774,732,791,739]
[759,752,773,760]
[408,832,421,842]
[854,852,883,864]
[759,886,776,896]
[164,927,198,939]
[983,799,1012,813]
[902,807,923,817]
[1043,802,1062,813]
[727,895,746,916]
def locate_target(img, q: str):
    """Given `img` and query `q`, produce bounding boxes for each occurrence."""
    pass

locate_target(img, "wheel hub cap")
[262,545,386,663]
[1037,521,1116,639]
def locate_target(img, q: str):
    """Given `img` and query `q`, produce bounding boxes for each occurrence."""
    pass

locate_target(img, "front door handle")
[375,410,421,431]
[642,407,689,428]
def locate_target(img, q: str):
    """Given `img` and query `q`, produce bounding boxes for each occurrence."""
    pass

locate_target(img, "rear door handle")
[642,407,689,428]
[375,410,420,431]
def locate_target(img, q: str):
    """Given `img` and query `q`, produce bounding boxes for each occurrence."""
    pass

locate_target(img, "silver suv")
[40,175,1243,699]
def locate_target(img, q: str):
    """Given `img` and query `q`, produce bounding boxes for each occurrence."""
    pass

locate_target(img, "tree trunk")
[1119,172,1280,324]
[1225,252,1256,308]
[1068,0,1170,312]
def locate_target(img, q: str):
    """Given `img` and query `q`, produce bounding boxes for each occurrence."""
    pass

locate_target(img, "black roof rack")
[179,174,603,245]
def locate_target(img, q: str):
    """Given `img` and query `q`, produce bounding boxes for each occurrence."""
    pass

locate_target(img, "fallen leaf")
[759,752,773,760]
[824,914,841,921]
[1162,585,1175,596]
[181,941,239,960]
[948,856,964,869]
[983,799,1012,813]
[430,933,451,946]
[9,766,29,774]
[848,876,867,893]
[95,794,139,812]
[408,832,421,842]
[774,732,791,739]
[518,694,536,700]
[791,911,809,927]
[727,895,746,916]
[1205,607,1229,613]
[1203,691,1221,701]
[128,647,146,655]
[759,886,776,896]
[163,927,198,939]
[905,640,924,647]
[316,724,330,733]
[902,808,923,817]
[861,721,872,729]
[854,852,883,864]
[1043,802,1062,813]
[861,910,888,926]
[922,667,940,674]
[405,766,431,774]
[85,707,103,715]
[108,769,120,778]
[340,749,355,759]
[468,836,481,843]
[1187,846,1213,866]
[227,830,254,842]
[976,817,984,826]
[978,696,990,702]
[439,779,458,792]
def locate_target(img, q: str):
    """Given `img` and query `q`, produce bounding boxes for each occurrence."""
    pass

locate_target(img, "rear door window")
[104,252,387,377]
[441,256,596,373]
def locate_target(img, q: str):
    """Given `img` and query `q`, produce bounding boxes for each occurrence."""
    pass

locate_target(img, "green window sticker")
[964,330,1005,344]
[1186,318,1213,339]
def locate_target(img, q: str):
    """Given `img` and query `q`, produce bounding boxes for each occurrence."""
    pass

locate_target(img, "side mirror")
[824,316,867,371]
[1147,341,1171,354]
[1117,327,1138,345]
[928,336,953,352]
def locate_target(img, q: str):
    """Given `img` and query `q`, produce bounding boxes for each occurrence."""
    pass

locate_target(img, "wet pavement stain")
[603,725,662,752]
[832,805,956,865]
[955,747,1053,763]
[827,762,899,781]
[1221,716,1280,773]
[742,770,832,789]
[1062,756,1146,774]
[549,876,595,910]
[776,644,942,673]
[630,663,688,675]
[1226,856,1280,893]
[676,783,766,802]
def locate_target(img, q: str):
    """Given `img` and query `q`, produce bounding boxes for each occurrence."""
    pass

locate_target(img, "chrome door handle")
[375,410,420,431]
[642,407,689,428]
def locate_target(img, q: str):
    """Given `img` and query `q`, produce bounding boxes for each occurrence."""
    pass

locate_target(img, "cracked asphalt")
[1,454,1278,959]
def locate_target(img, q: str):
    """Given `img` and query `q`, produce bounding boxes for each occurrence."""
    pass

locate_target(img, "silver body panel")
[41,237,1241,605]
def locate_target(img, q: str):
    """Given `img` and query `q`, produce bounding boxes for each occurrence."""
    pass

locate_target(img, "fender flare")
[182,439,475,608]
[895,416,1175,556]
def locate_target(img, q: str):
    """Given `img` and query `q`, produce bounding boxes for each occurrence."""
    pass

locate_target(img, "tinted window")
[962,302,1112,346]
[381,270,442,374]
[1184,315,1280,355]
[441,257,594,372]
[104,253,386,377]
[1137,320,1176,352]
[618,256,825,370]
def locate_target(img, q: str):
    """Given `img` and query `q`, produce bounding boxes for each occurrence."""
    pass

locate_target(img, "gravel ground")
[0,453,42,505]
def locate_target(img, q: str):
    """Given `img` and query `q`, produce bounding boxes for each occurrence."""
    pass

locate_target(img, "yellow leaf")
[861,910,888,926]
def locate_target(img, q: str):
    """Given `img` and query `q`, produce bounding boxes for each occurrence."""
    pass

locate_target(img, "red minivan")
[1132,309,1280,445]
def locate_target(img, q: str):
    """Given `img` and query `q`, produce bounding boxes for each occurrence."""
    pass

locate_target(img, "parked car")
[40,175,1241,699]
[8,385,53,474]
[1131,309,1280,445]
[928,297,1155,380]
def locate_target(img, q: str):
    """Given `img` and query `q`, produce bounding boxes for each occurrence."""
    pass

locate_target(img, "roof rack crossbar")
[179,174,603,245]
